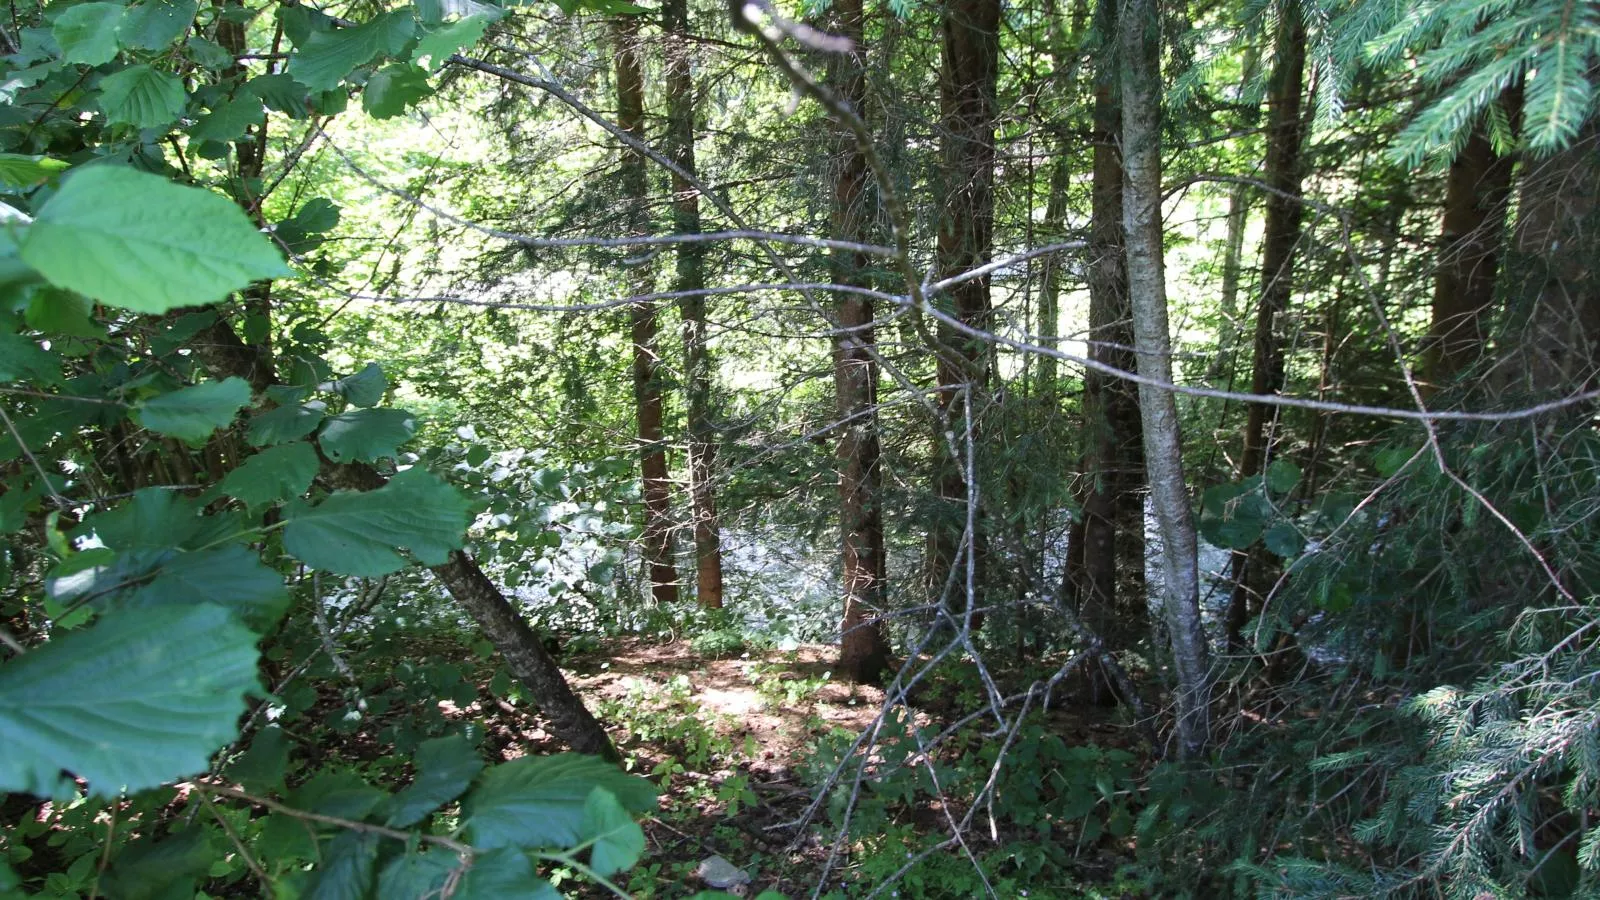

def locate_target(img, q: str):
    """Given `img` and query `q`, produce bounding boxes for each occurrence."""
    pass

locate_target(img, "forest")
[0,0,1596,893]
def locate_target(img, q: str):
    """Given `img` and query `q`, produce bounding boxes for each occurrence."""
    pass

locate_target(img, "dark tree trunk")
[1424,90,1522,386]
[927,0,999,628]
[615,15,680,606]
[664,0,725,610]
[1226,6,1306,650]
[830,0,893,684]
[187,319,617,759]
[1072,1,1147,703]
[1120,0,1211,758]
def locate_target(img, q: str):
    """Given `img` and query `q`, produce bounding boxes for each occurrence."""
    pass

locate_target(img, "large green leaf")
[215,442,319,507]
[0,331,62,384]
[97,64,187,129]
[362,63,430,118]
[291,772,386,821]
[20,166,292,313]
[53,2,124,65]
[378,848,556,900]
[281,467,472,576]
[316,407,417,462]
[324,362,385,408]
[462,754,657,851]
[0,603,260,797]
[287,9,416,92]
[412,14,490,69]
[123,545,291,630]
[188,96,265,143]
[133,377,251,442]
[116,0,198,50]
[247,401,326,446]
[98,827,216,900]
[583,787,646,876]
[385,734,484,827]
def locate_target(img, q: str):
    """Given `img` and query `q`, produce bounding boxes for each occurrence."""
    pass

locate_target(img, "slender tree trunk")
[1037,156,1070,390]
[1225,6,1306,650]
[1208,183,1252,383]
[928,0,999,627]
[615,16,680,606]
[1120,0,1211,758]
[829,0,893,684]
[187,319,617,759]
[1424,90,1521,387]
[1072,4,1147,703]
[664,0,724,610]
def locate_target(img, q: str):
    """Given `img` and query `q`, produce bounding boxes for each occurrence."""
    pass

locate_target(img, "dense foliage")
[0,0,1595,894]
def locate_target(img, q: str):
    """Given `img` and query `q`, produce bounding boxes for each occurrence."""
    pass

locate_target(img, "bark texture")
[1119,0,1211,758]
[1226,6,1305,649]
[830,0,893,684]
[928,0,1000,623]
[664,0,725,610]
[615,16,681,606]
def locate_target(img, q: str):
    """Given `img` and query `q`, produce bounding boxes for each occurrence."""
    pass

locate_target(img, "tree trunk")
[1036,156,1070,390]
[1424,89,1521,386]
[1501,116,1600,394]
[1073,2,1147,703]
[664,0,725,610]
[1119,0,1211,758]
[615,15,680,606]
[927,0,999,628]
[1225,6,1306,650]
[188,319,617,759]
[1207,181,1252,383]
[830,0,893,684]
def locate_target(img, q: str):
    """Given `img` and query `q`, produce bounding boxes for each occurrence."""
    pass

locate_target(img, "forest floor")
[445,638,1144,898]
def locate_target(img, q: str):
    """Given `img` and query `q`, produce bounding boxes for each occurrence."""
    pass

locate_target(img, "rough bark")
[1071,5,1147,703]
[1119,0,1211,758]
[1424,91,1521,386]
[664,0,725,610]
[927,0,999,625]
[188,319,617,760]
[829,0,893,684]
[615,16,680,606]
[1226,7,1305,650]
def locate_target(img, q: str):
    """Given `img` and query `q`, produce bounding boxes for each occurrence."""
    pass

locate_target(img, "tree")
[828,0,895,684]
[928,0,1000,627]
[1119,0,1211,758]
[664,0,727,609]
[615,13,681,606]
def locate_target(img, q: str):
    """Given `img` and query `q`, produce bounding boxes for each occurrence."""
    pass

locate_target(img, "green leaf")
[215,442,319,507]
[281,467,472,576]
[1265,459,1301,494]
[325,362,386,408]
[316,407,417,462]
[1374,446,1416,478]
[188,96,264,143]
[85,488,206,550]
[0,858,16,891]
[362,63,430,118]
[245,72,310,117]
[186,36,234,69]
[116,0,198,51]
[97,64,187,129]
[275,198,341,252]
[303,831,378,900]
[1263,523,1306,558]
[378,847,555,900]
[462,754,657,851]
[133,377,251,442]
[20,167,291,313]
[0,153,69,190]
[385,734,484,827]
[291,772,385,821]
[247,401,326,446]
[53,2,124,66]
[287,9,416,92]
[0,331,62,384]
[227,724,290,794]
[122,545,291,630]
[582,787,645,876]
[412,15,490,69]
[99,827,216,900]
[0,603,260,797]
